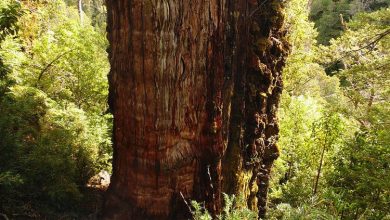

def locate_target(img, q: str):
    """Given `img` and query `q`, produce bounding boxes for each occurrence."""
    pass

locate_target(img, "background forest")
[0,0,389,219]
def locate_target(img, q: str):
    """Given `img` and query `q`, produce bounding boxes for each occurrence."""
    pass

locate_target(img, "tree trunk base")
[101,188,191,220]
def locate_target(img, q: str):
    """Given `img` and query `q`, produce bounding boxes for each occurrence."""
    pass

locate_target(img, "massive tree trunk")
[103,1,289,219]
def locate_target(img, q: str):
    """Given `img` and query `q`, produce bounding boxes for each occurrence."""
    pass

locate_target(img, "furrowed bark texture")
[104,0,289,219]
[103,1,225,219]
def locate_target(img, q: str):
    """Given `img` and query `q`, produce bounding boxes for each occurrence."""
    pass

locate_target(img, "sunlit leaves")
[269,1,389,219]
[0,0,111,213]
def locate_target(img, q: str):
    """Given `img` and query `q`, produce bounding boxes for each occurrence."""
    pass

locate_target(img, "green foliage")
[268,201,338,220]
[309,0,390,45]
[191,201,212,220]
[64,0,107,30]
[3,0,110,113]
[269,0,389,219]
[322,10,390,213]
[0,0,111,215]
[270,95,351,208]
[329,130,390,218]
[0,86,101,210]
[0,0,388,218]
[0,0,23,96]
[321,9,389,121]
[271,95,321,204]
[270,0,351,209]
[310,0,352,45]
[283,0,342,100]
[0,0,23,41]
[191,194,257,220]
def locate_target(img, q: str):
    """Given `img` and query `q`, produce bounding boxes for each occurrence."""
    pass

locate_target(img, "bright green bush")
[0,86,108,211]
[268,202,338,220]
[0,0,111,214]
[192,194,257,220]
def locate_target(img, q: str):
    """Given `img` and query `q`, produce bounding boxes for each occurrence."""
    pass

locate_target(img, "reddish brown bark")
[103,1,225,219]
[103,0,289,219]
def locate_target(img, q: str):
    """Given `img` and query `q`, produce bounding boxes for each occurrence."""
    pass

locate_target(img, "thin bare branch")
[35,49,74,87]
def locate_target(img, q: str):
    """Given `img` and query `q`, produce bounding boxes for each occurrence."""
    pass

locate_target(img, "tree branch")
[35,49,73,87]
[344,28,390,55]
[324,28,390,68]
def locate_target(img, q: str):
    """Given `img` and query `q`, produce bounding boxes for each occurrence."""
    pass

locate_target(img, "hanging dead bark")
[103,0,289,219]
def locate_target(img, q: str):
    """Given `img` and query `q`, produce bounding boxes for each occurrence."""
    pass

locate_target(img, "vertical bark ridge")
[104,1,225,219]
[104,0,289,219]
[194,0,226,216]
[222,0,250,197]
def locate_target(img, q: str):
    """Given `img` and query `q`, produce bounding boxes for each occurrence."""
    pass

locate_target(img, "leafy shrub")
[0,0,111,215]
[0,86,108,211]
[268,202,338,220]
[192,193,257,220]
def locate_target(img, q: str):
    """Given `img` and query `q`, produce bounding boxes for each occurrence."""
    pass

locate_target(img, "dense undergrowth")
[0,0,111,217]
[0,0,389,219]
[266,0,389,218]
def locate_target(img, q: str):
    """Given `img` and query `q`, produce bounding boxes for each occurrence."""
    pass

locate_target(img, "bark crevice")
[103,0,289,219]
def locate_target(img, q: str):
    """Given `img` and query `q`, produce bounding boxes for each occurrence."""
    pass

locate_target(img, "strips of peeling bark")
[104,1,225,219]
[103,0,289,219]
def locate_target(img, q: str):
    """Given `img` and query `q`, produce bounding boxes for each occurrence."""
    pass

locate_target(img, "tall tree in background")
[103,1,289,219]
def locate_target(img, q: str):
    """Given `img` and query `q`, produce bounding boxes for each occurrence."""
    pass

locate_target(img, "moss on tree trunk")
[103,0,289,219]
